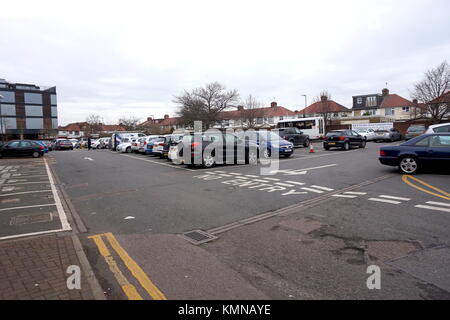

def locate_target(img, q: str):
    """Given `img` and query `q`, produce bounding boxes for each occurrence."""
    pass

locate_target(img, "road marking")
[301,187,324,194]
[368,198,401,205]
[84,157,94,161]
[344,192,367,195]
[332,194,358,198]
[285,181,305,186]
[218,174,233,177]
[229,173,242,176]
[402,175,450,201]
[265,178,281,181]
[124,216,136,220]
[1,198,20,204]
[1,181,50,186]
[245,175,260,178]
[0,190,52,197]
[415,205,450,213]
[311,185,334,192]
[426,201,450,208]
[379,195,411,201]
[0,203,55,212]
[253,179,271,183]
[44,158,71,231]
[89,234,143,300]
[275,183,295,188]
[104,232,167,300]
[121,154,196,172]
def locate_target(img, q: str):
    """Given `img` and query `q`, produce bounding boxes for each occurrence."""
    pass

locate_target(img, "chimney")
[147,117,153,122]
[412,99,418,105]
[237,105,244,111]
[382,88,390,96]
[270,101,277,108]
[164,114,169,119]
[320,95,328,102]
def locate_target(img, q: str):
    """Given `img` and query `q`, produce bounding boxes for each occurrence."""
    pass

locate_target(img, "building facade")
[0,78,58,140]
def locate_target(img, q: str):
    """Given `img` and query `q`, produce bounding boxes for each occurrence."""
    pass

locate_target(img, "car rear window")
[326,131,344,137]
[434,125,450,133]
[375,130,388,133]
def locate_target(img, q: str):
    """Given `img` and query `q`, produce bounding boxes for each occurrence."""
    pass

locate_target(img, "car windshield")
[408,126,425,132]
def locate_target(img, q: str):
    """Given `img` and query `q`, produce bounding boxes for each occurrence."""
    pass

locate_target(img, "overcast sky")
[1,0,449,125]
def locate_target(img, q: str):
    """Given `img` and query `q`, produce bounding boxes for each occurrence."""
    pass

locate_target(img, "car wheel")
[126,147,131,153]
[284,154,292,158]
[32,151,40,158]
[359,140,366,148]
[343,142,350,151]
[399,156,419,174]
[304,139,310,148]
[248,150,258,165]
[324,147,330,151]
[202,154,215,168]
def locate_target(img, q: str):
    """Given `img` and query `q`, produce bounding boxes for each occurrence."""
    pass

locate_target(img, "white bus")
[277,117,325,139]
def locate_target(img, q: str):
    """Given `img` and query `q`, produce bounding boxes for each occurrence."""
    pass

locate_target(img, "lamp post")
[301,94,307,118]
[0,94,4,142]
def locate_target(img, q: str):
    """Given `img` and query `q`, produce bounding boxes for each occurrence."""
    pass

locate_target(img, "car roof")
[429,122,450,128]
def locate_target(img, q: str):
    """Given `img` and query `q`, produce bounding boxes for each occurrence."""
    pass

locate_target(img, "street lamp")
[0,94,4,141]
[301,94,307,118]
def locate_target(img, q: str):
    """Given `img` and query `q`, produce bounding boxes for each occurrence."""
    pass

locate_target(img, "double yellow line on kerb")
[88,232,167,300]
[402,175,450,201]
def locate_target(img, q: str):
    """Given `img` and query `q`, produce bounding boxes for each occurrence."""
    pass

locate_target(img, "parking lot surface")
[47,142,450,300]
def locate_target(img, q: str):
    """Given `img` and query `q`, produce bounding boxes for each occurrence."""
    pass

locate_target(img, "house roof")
[429,91,450,104]
[380,94,413,108]
[218,106,296,120]
[301,99,351,114]
[58,122,126,132]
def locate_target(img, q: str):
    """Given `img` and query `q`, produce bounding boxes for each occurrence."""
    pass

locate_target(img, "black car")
[0,140,45,158]
[323,130,366,150]
[179,133,260,168]
[273,127,310,148]
[161,134,185,159]
[54,139,74,151]
[379,133,450,174]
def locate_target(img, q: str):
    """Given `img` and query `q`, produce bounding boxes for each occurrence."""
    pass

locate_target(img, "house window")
[402,106,410,112]
[279,116,284,121]
[333,113,339,117]
[366,96,377,107]
[385,108,395,116]
[268,117,274,124]
[257,118,263,125]
[363,109,376,116]
[357,97,363,105]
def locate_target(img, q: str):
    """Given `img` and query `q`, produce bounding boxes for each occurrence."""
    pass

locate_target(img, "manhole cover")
[10,213,53,226]
[179,230,218,245]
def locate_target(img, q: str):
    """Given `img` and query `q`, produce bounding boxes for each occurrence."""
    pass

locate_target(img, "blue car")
[243,131,294,158]
[36,141,49,153]
[379,133,450,174]
[145,137,164,155]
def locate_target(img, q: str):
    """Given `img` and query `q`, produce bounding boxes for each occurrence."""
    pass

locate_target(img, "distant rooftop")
[0,78,56,93]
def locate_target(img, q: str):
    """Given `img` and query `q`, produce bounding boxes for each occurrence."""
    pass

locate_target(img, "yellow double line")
[402,175,450,201]
[88,232,167,300]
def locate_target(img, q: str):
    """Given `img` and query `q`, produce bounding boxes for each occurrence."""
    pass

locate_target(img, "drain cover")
[179,230,218,245]
[10,213,53,226]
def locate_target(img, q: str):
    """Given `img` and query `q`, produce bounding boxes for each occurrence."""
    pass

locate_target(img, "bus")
[277,117,325,139]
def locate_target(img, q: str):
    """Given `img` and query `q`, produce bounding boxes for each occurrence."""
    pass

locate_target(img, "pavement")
[0,157,105,300]
[2,141,450,300]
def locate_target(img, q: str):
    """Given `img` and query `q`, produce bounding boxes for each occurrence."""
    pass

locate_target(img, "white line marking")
[214,171,227,174]
[275,183,295,187]
[426,201,450,208]
[379,195,411,201]
[311,185,334,192]
[368,198,401,205]
[1,181,50,186]
[44,158,71,231]
[332,194,358,198]
[301,187,324,194]
[252,179,271,183]
[265,178,281,181]
[0,203,56,212]
[121,154,196,171]
[285,181,305,186]
[344,192,367,195]
[0,190,53,197]
[245,175,260,178]
[415,205,450,213]
[84,157,94,161]
[218,174,233,177]
[229,173,242,176]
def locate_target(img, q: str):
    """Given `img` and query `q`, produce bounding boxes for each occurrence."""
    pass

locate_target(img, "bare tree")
[239,95,264,129]
[312,90,334,131]
[85,114,103,136]
[174,82,239,130]
[118,116,141,131]
[411,61,450,123]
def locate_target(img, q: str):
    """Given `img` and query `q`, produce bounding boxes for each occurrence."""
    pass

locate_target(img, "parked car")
[131,137,144,153]
[92,137,109,149]
[36,141,49,153]
[239,131,294,158]
[186,133,261,168]
[374,128,402,142]
[354,128,377,141]
[160,134,186,159]
[323,130,366,150]
[0,140,45,158]
[116,137,136,153]
[138,136,159,154]
[54,139,74,151]
[425,122,450,134]
[272,127,310,148]
[379,133,450,174]
[69,139,80,149]
[405,125,426,141]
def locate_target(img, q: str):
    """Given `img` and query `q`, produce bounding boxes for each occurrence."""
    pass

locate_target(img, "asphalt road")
[48,142,450,300]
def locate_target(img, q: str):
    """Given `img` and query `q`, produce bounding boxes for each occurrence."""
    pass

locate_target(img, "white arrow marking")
[124,216,136,220]
[84,157,94,161]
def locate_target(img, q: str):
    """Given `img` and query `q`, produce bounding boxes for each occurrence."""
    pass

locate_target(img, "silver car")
[374,128,402,142]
